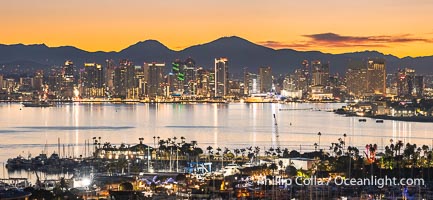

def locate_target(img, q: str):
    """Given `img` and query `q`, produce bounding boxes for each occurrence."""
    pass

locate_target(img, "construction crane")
[273,114,280,148]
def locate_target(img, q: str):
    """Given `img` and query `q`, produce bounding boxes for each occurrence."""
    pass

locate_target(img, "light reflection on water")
[0,102,432,182]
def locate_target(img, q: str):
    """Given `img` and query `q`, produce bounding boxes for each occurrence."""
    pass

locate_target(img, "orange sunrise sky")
[1,0,433,57]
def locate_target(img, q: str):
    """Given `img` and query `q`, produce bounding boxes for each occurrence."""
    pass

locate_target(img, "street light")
[317,132,322,150]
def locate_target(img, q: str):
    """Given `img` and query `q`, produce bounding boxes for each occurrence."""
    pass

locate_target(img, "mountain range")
[1,36,432,76]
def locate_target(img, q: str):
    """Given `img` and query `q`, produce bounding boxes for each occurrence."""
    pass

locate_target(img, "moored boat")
[22,101,54,107]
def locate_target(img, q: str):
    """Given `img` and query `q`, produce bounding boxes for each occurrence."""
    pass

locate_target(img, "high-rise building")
[396,68,416,97]
[196,67,211,97]
[414,75,424,98]
[259,66,272,93]
[293,60,311,96]
[367,58,386,95]
[134,65,146,98]
[171,59,184,94]
[246,72,260,94]
[171,57,197,95]
[20,77,33,86]
[311,61,329,86]
[294,69,308,96]
[64,60,75,80]
[345,64,367,98]
[147,62,165,97]
[0,74,3,90]
[33,70,44,91]
[214,57,229,97]
[113,59,135,98]
[62,60,75,99]
[243,68,249,96]
[80,63,104,98]
[48,69,63,95]
[184,57,196,95]
[105,59,115,91]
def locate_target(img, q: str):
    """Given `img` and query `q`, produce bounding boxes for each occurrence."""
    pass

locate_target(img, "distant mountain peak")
[121,39,172,53]
[1,36,433,75]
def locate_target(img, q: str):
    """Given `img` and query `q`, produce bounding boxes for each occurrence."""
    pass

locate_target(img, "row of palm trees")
[90,135,433,180]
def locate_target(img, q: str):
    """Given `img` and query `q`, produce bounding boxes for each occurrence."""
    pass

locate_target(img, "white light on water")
[73,87,80,99]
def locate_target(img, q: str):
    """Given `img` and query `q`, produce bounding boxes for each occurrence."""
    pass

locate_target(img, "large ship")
[22,84,54,107]
[22,101,54,107]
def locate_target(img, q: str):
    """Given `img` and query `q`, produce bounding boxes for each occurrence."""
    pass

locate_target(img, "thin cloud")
[303,33,431,46]
[258,33,432,49]
[257,41,309,49]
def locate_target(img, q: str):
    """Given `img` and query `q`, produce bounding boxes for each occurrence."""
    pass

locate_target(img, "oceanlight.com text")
[255,176,425,189]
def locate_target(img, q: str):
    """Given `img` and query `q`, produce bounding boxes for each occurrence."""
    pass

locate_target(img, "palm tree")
[191,140,197,148]
[234,149,240,158]
[317,132,322,150]
[343,133,347,152]
[206,146,213,161]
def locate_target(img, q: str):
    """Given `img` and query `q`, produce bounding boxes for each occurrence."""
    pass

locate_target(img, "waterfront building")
[113,60,129,98]
[245,72,260,95]
[47,69,63,95]
[171,59,184,94]
[281,74,303,99]
[184,57,196,95]
[396,68,415,98]
[414,75,424,98]
[258,66,272,93]
[105,59,115,93]
[366,58,386,96]
[61,60,75,99]
[243,68,249,96]
[80,62,105,98]
[214,57,229,97]
[196,67,211,97]
[147,62,165,97]
[19,77,33,90]
[0,74,3,90]
[294,68,309,97]
[311,60,329,87]
[310,85,333,100]
[345,61,368,98]
[33,70,44,91]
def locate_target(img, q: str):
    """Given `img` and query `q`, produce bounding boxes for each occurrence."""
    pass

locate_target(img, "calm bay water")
[0,102,432,180]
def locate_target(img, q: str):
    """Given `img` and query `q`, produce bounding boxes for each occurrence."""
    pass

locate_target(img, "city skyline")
[1,0,433,57]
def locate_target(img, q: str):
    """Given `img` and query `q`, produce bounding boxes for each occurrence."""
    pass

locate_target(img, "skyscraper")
[345,63,367,98]
[184,57,196,95]
[105,59,115,92]
[33,70,44,91]
[147,62,165,97]
[246,72,260,94]
[259,66,272,93]
[367,58,386,95]
[62,60,75,99]
[397,68,416,97]
[196,67,213,97]
[171,59,184,94]
[311,61,329,86]
[81,63,104,98]
[0,74,3,90]
[214,57,229,97]
[414,75,424,98]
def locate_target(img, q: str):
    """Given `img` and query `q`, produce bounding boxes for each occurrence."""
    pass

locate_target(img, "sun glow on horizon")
[0,0,432,57]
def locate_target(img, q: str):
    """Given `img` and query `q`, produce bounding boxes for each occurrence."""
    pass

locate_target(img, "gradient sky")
[1,0,433,57]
